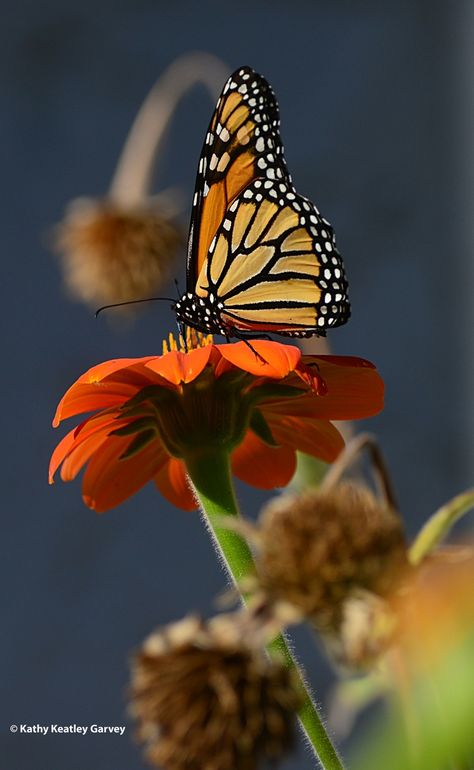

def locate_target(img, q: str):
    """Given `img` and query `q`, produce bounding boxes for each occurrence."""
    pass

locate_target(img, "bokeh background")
[2,1,473,768]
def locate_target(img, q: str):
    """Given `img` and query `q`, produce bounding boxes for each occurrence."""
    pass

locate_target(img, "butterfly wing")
[195,180,350,336]
[186,65,350,336]
[186,66,287,292]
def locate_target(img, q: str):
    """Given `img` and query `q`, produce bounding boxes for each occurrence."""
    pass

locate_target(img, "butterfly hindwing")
[194,180,350,336]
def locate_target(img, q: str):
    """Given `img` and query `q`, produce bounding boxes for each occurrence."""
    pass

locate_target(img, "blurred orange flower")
[50,339,384,512]
[393,547,474,670]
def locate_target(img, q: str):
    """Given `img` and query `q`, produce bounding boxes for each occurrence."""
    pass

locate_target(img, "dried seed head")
[53,198,183,309]
[324,589,397,670]
[130,616,300,770]
[257,483,409,633]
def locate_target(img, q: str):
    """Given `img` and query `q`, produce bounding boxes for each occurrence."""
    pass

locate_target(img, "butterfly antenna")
[95,296,175,318]
[173,278,181,299]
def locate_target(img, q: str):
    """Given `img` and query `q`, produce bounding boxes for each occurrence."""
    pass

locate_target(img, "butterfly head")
[174,292,228,337]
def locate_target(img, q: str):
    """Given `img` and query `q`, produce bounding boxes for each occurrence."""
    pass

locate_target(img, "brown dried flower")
[130,615,300,770]
[257,483,409,633]
[54,197,183,309]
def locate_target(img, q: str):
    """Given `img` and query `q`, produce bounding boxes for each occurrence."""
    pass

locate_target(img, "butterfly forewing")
[187,66,287,290]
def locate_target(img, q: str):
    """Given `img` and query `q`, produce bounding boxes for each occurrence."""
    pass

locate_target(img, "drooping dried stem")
[109,52,229,206]
[321,433,399,511]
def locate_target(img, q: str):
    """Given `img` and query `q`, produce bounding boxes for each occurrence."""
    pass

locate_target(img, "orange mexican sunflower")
[49,337,384,512]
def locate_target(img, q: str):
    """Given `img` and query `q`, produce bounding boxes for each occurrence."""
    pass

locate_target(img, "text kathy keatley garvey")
[12,724,126,735]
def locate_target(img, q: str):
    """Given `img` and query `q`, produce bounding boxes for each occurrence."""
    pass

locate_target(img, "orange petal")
[57,413,130,482]
[217,340,302,379]
[82,434,167,512]
[61,429,111,482]
[76,356,158,384]
[212,352,237,379]
[53,357,172,426]
[264,360,384,420]
[231,429,296,489]
[268,416,344,463]
[154,458,197,511]
[53,381,141,426]
[145,345,213,385]
[50,412,127,482]
[49,426,81,483]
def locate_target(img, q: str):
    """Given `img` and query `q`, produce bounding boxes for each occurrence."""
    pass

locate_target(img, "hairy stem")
[184,448,345,770]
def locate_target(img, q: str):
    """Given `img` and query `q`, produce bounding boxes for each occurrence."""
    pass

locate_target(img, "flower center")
[162,329,213,355]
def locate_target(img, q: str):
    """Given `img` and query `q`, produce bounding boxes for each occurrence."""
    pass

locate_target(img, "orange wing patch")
[189,69,284,285]
[196,181,228,279]
[195,117,257,276]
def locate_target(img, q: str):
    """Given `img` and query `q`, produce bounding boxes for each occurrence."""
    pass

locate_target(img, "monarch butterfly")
[175,66,351,340]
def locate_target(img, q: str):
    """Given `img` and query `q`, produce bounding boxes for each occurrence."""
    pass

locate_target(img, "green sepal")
[409,489,474,565]
[110,417,156,436]
[121,384,173,411]
[119,429,156,460]
[249,409,279,447]
[248,384,306,404]
[214,369,253,388]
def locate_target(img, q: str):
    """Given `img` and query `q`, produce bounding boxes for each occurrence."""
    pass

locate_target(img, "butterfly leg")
[242,339,268,364]
[231,331,269,364]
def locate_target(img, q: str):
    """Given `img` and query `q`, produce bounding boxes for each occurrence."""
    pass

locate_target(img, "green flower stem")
[184,448,345,770]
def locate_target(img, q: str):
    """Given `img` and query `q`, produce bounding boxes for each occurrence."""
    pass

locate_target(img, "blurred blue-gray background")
[2,1,472,768]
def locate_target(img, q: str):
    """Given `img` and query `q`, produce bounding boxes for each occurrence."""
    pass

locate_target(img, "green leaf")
[409,489,474,565]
